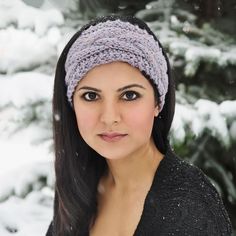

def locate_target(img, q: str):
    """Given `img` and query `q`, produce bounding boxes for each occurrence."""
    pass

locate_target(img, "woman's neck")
[99,139,164,195]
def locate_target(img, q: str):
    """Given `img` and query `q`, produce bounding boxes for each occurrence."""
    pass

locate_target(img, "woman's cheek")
[128,104,154,122]
[75,107,97,132]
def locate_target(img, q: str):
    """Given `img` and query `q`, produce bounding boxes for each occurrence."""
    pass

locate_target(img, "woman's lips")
[99,134,127,142]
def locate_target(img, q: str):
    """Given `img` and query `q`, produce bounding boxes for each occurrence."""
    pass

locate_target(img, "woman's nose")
[100,101,121,125]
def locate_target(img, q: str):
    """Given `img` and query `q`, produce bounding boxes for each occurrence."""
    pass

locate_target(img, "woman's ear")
[154,105,160,117]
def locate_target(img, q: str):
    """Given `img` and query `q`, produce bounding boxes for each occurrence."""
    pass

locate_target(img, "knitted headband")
[65,19,168,112]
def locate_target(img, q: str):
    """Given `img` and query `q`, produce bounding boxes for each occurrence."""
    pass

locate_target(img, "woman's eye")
[122,91,140,101]
[80,91,140,102]
[81,92,99,101]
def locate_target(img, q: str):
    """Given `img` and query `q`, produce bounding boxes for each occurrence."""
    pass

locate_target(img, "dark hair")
[51,14,175,236]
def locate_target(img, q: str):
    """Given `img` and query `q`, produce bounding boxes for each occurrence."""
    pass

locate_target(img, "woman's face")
[73,61,160,160]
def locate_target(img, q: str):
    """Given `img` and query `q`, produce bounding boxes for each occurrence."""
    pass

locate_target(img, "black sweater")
[46,145,233,235]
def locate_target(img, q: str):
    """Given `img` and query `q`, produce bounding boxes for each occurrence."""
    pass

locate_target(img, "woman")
[46,15,232,236]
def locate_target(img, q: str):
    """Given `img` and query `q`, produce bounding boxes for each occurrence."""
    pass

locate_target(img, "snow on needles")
[172,99,236,146]
[0,72,53,107]
[0,187,53,236]
[0,0,64,35]
[0,1,235,235]
[0,27,61,73]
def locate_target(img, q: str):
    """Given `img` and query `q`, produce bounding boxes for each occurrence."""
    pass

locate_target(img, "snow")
[0,71,54,234]
[194,99,229,145]
[169,41,236,78]
[0,72,53,107]
[171,98,235,147]
[219,100,236,119]
[0,0,64,35]
[171,104,194,143]
[0,0,235,235]
[185,46,221,77]
[0,120,54,235]
[150,6,236,78]
[0,188,53,236]
[219,47,236,67]
[0,28,60,73]
[0,1,57,233]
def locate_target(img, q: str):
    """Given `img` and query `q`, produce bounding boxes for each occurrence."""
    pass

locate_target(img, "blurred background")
[0,0,235,235]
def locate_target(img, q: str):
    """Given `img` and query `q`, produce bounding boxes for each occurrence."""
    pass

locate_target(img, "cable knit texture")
[64,19,168,112]
[46,144,233,236]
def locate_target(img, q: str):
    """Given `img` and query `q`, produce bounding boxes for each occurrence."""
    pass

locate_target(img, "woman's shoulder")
[154,148,233,235]
[161,148,228,213]
[161,147,223,196]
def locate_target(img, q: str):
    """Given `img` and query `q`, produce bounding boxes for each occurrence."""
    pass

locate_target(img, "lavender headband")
[65,19,168,112]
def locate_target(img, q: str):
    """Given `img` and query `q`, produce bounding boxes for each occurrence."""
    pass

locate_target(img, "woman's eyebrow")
[77,84,146,92]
